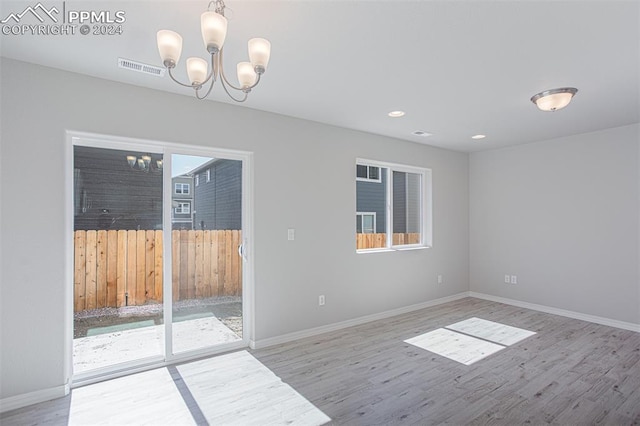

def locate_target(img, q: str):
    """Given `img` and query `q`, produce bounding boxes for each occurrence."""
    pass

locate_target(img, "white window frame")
[206,169,211,182]
[356,212,377,234]
[356,164,382,183]
[174,202,191,214]
[195,174,199,187]
[174,183,190,195]
[356,158,432,252]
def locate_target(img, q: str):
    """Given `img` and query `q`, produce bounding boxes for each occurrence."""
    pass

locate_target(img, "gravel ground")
[74,296,242,338]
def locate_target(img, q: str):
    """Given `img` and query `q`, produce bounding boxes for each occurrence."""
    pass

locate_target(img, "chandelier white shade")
[531,87,578,112]
[127,155,162,172]
[237,62,257,88]
[187,57,208,85]
[248,38,271,71]
[157,30,183,67]
[156,0,271,102]
[200,11,227,52]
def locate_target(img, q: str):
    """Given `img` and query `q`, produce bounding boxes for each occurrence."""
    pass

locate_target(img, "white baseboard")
[250,292,470,349]
[0,383,69,414]
[469,292,640,333]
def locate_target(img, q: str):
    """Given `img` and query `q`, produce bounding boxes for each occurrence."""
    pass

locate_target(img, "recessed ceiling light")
[388,111,405,118]
[471,134,486,140]
[412,131,433,137]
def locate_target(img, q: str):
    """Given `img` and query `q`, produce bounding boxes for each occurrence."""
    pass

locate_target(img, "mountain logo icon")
[1,2,59,24]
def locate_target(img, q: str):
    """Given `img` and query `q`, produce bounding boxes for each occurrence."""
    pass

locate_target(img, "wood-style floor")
[2,297,640,425]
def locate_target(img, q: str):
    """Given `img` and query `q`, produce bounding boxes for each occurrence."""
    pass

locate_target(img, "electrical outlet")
[510,275,517,284]
[504,275,510,283]
[288,228,295,241]
[437,274,443,284]
[319,295,325,306]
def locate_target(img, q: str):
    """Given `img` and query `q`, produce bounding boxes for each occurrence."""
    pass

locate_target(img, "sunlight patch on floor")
[177,351,331,425]
[405,328,505,365]
[446,317,536,346]
[405,318,535,365]
[68,350,330,425]
[69,368,194,425]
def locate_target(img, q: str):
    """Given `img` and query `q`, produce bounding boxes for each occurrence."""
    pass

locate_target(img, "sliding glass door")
[71,137,250,380]
[169,154,243,354]
[72,145,165,375]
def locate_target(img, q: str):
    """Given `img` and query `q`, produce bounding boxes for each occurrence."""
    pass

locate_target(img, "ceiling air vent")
[118,58,165,77]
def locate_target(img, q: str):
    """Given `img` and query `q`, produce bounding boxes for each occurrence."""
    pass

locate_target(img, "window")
[175,202,190,214]
[355,159,431,251]
[206,169,211,182]
[174,183,190,194]
[356,164,381,182]
[356,212,376,233]
[195,174,199,187]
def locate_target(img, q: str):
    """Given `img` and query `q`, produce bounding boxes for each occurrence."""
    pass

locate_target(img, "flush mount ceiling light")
[388,111,405,118]
[156,0,271,102]
[530,87,578,112]
[471,134,486,140]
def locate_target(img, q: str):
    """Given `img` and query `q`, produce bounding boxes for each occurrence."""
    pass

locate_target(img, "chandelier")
[127,155,163,173]
[156,0,271,102]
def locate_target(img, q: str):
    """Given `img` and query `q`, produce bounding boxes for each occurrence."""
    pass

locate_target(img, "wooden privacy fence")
[74,230,242,312]
[356,233,421,250]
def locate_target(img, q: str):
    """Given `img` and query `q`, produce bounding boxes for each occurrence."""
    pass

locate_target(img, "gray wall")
[0,59,470,400]
[469,124,640,324]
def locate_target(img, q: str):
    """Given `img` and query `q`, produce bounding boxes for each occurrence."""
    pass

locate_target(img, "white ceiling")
[1,0,638,152]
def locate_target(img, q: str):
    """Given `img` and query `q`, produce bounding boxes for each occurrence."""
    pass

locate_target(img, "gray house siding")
[193,159,242,230]
[392,171,406,233]
[356,168,387,232]
[74,146,162,231]
[406,173,421,233]
[392,171,421,234]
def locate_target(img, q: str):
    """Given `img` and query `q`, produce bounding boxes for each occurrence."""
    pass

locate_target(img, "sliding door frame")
[66,130,254,387]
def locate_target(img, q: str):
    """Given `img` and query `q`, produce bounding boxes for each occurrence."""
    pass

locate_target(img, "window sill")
[356,245,431,254]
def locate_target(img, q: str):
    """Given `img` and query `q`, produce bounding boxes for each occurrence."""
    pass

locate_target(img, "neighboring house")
[74,146,163,231]
[356,165,420,234]
[190,159,242,230]
[356,164,386,234]
[172,175,194,230]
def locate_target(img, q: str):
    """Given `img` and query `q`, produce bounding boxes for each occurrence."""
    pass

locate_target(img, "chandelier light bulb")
[237,62,257,89]
[201,11,228,53]
[248,38,271,73]
[187,57,208,86]
[157,30,183,68]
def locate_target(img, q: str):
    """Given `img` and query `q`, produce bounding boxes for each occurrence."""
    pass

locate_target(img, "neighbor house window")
[355,159,431,251]
[356,212,376,234]
[356,164,381,182]
[175,202,190,214]
[195,174,200,187]
[206,169,211,182]
[174,183,190,194]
